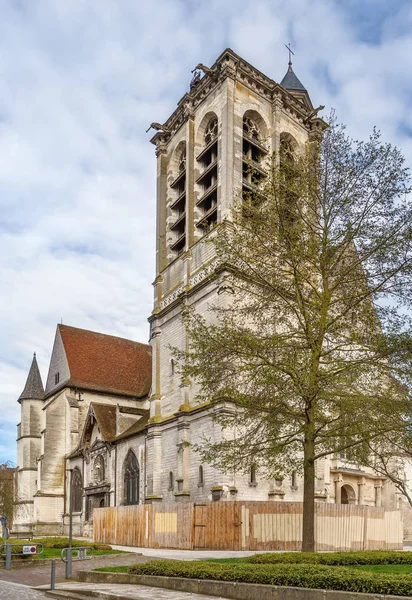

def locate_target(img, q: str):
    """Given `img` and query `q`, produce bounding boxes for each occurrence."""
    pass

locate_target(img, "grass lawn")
[353,564,412,575]
[96,565,130,573]
[0,536,129,560]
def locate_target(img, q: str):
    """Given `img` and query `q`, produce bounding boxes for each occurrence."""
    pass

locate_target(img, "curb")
[77,570,409,600]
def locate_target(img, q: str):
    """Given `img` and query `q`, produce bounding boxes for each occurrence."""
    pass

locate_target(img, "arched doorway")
[99,497,105,508]
[341,484,356,505]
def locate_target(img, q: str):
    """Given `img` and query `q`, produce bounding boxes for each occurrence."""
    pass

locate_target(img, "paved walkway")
[39,581,230,599]
[0,580,46,599]
[111,545,273,560]
[0,552,148,587]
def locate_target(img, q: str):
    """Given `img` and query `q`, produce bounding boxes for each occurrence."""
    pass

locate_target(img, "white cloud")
[1,0,412,462]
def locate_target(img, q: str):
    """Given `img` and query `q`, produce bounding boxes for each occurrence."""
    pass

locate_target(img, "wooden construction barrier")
[93,501,403,551]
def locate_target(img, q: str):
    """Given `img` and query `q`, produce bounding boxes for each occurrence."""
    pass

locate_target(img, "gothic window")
[242,112,267,204]
[71,468,82,513]
[291,471,297,488]
[196,114,218,233]
[198,465,204,486]
[93,455,105,483]
[123,450,140,505]
[169,142,187,256]
[204,118,218,145]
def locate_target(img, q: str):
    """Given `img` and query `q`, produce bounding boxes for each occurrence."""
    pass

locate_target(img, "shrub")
[248,551,412,566]
[128,560,412,596]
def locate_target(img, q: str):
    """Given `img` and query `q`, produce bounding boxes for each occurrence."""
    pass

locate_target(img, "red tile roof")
[59,324,151,398]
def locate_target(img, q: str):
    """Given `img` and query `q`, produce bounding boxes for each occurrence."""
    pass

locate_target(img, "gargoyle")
[304,105,325,123]
[145,122,170,134]
[192,63,216,76]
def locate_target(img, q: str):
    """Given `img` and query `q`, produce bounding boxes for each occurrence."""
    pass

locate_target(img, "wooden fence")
[93,501,403,551]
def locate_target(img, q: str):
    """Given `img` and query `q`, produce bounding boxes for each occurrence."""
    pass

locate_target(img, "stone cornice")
[150,48,326,153]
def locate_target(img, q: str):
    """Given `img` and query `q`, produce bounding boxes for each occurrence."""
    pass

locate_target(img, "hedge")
[128,560,412,596]
[6,537,112,551]
[248,551,412,566]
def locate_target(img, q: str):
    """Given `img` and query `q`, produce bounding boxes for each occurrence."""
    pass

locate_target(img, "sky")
[1,0,412,463]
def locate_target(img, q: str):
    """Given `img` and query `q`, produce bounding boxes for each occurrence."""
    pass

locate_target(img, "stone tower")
[146,49,325,503]
[14,353,44,533]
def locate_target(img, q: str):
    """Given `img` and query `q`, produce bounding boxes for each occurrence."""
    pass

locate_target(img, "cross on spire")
[285,43,295,67]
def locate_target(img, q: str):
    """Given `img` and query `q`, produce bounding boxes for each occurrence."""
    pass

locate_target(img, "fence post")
[50,559,56,590]
[5,544,11,570]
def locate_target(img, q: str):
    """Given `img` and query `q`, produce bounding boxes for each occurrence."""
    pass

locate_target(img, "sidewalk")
[38,581,230,599]
[111,545,274,560]
[0,552,147,587]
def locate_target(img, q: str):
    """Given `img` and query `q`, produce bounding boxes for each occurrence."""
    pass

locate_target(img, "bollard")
[50,559,56,590]
[65,549,72,579]
[5,544,11,570]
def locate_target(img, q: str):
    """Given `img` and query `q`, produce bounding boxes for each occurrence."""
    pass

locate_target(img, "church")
[13,48,399,537]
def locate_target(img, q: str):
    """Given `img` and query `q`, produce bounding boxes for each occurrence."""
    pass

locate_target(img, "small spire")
[18,354,44,402]
[280,44,307,92]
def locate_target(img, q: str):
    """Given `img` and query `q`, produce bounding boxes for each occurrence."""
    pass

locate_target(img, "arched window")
[196,114,219,233]
[71,468,82,513]
[242,112,268,203]
[170,358,175,376]
[169,141,187,256]
[124,450,140,505]
[94,455,105,483]
[291,471,297,489]
[341,484,356,505]
[198,465,204,486]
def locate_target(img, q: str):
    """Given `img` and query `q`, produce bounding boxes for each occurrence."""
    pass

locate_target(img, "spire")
[280,43,307,92]
[18,353,44,402]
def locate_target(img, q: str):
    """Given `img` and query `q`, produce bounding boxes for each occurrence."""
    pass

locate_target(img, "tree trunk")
[302,432,315,552]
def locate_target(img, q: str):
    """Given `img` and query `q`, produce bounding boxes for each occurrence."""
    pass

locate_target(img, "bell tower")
[146,48,324,502]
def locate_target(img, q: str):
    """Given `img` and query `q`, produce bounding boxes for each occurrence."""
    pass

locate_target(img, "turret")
[14,353,44,534]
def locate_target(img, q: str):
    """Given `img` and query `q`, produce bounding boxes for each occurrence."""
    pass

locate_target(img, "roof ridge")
[58,324,150,348]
